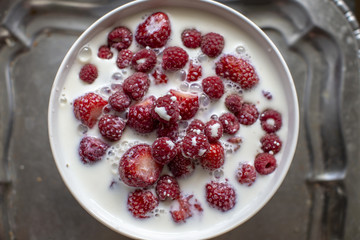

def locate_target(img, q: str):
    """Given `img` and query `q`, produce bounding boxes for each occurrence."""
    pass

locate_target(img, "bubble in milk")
[210,114,218,120]
[100,86,112,96]
[77,124,88,134]
[179,70,186,81]
[197,53,208,62]
[236,45,246,54]
[180,82,189,92]
[59,94,67,105]
[189,83,202,92]
[78,46,92,62]
[199,93,210,106]
[213,169,224,179]
[112,72,123,81]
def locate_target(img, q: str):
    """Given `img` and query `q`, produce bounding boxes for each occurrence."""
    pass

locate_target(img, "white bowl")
[48,0,299,239]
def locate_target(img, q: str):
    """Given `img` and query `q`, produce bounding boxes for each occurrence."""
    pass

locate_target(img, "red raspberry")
[127,189,159,219]
[205,181,236,212]
[98,114,126,141]
[152,68,168,85]
[155,175,181,201]
[152,95,180,123]
[107,26,132,51]
[168,153,195,178]
[127,96,158,133]
[157,122,179,141]
[97,45,113,59]
[236,163,256,186]
[170,90,199,120]
[162,46,189,71]
[202,76,225,100]
[131,49,157,72]
[79,64,98,84]
[152,137,178,165]
[260,109,282,133]
[135,12,171,48]
[116,49,133,69]
[260,133,282,154]
[254,153,277,175]
[79,136,109,164]
[181,29,202,48]
[201,32,224,58]
[219,113,240,135]
[225,94,243,115]
[170,194,203,223]
[186,119,205,134]
[119,144,163,187]
[200,142,225,171]
[216,55,259,90]
[181,132,210,159]
[186,60,202,82]
[73,93,107,128]
[123,72,150,101]
[204,120,223,143]
[237,103,259,126]
[108,88,131,112]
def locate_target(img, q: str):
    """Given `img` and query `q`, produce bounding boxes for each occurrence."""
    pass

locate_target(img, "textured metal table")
[0,0,359,239]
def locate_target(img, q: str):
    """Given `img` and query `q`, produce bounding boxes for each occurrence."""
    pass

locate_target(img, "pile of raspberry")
[73,12,283,222]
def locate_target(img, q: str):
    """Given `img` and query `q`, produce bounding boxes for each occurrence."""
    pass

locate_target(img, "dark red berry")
[98,114,126,141]
[205,181,236,212]
[168,153,195,178]
[79,136,109,164]
[219,113,240,135]
[79,64,98,84]
[204,120,223,143]
[186,119,205,134]
[260,109,282,133]
[127,96,158,134]
[201,32,224,58]
[123,72,150,101]
[254,153,277,175]
[107,26,133,51]
[152,95,180,123]
[127,189,159,219]
[181,29,202,48]
[202,76,225,100]
[157,122,179,141]
[186,60,202,82]
[73,93,107,128]
[152,137,178,165]
[156,175,181,201]
[200,142,225,171]
[225,94,243,115]
[260,133,282,154]
[236,163,256,186]
[97,45,113,59]
[170,194,203,223]
[116,49,133,69]
[237,103,259,126]
[181,132,210,159]
[170,90,199,120]
[108,88,131,112]
[131,49,157,72]
[152,68,168,85]
[162,46,189,71]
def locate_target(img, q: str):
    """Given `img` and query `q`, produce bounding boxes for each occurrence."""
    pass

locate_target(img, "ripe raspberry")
[200,142,225,171]
[170,90,199,120]
[237,103,259,126]
[236,163,256,186]
[135,12,171,48]
[119,144,162,187]
[79,64,98,84]
[162,46,189,71]
[186,119,205,134]
[97,45,113,59]
[260,133,282,154]
[131,49,157,72]
[254,153,277,175]
[152,137,178,165]
[152,95,180,123]
[186,60,202,82]
[127,96,158,133]
[116,49,133,69]
[205,181,236,212]
[260,109,282,133]
[216,55,259,90]
[73,92,107,128]
[157,122,179,141]
[168,153,195,178]
[225,94,243,115]
[127,189,159,219]
[181,132,210,159]
[152,68,168,85]
[123,72,150,101]
[108,88,131,112]
[181,28,202,48]
[201,32,224,58]
[98,114,126,141]
[204,120,223,143]
[155,175,181,201]
[107,26,133,51]
[79,136,109,164]
[219,113,240,135]
[170,194,203,223]
[201,76,224,100]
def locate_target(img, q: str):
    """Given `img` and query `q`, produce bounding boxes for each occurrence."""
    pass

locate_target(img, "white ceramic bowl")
[48,0,299,239]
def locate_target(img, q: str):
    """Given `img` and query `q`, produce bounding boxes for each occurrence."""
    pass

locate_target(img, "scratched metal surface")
[0,0,359,239]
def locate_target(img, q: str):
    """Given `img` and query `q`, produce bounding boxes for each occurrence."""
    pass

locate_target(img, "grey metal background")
[0,0,359,239]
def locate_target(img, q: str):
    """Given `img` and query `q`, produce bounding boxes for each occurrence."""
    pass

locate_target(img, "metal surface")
[0,0,359,239]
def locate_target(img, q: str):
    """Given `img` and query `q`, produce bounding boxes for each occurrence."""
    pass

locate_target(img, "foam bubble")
[78,46,92,63]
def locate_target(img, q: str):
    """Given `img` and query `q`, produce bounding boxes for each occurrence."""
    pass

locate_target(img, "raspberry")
[98,114,126,141]
[200,142,225,171]
[127,96,158,134]
[135,12,171,48]
[123,72,150,101]
[116,49,133,69]
[201,32,224,58]
[219,113,240,135]
[205,181,236,212]
[107,26,133,51]
[260,109,282,133]
[168,153,195,178]
[108,88,131,112]
[181,28,202,48]
[152,137,178,165]
[202,76,225,100]
[131,49,157,72]
[236,163,256,186]
[119,144,162,187]
[260,133,282,154]
[170,90,199,120]
[157,122,179,141]
[186,60,202,82]
[186,119,205,134]
[152,68,168,85]
[254,153,277,175]
[162,46,189,71]
[73,92,107,128]
[170,194,203,223]
[237,103,259,126]
[155,175,180,201]
[181,132,210,159]
[204,120,223,143]
[79,136,109,164]
[127,189,159,219]
[79,64,98,84]
[225,94,243,115]
[152,95,180,123]
[216,55,259,90]
[97,45,113,59]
